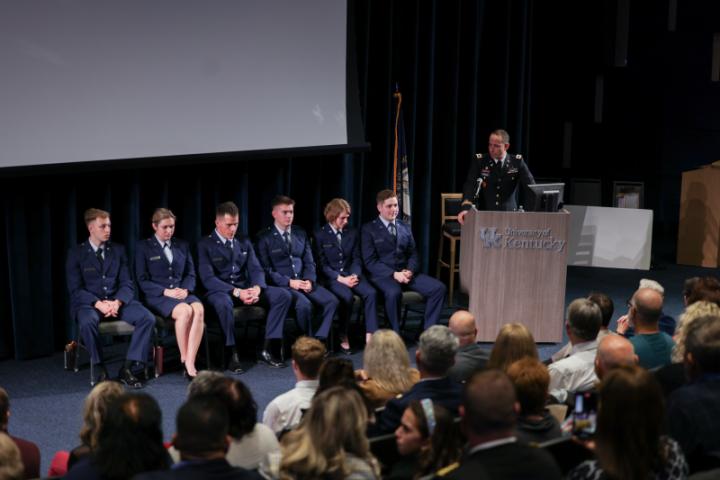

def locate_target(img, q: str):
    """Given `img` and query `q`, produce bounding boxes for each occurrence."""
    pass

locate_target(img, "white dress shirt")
[548,340,598,403]
[262,379,318,434]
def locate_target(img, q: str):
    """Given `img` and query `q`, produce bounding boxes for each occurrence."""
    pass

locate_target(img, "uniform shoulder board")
[475,153,484,159]
[436,462,460,477]
[515,154,523,160]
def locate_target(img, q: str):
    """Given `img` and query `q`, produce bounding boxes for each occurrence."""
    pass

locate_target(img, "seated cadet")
[65,208,155,388]
[135,208,204,380]
[198,202,292,372]
[360,189,446,332]
[256,195,339,344]
[313,198,378,351]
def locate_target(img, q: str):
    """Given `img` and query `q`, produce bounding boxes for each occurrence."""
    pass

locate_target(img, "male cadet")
[457,129,535,224]
[361,189,446,332]
[256,195,339,344]
[198,201,292,371]
[65,208,155,387]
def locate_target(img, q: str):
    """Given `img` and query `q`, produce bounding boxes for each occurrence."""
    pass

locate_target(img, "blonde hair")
[672,301,720,363]
[363,329,415,394]
[324,198,351,223]
[279,387,379,480]
[487,323,538,371]
[151,208,176,224]
[79,381,125,450]
[0,432,23,480]
[84,208,109,225]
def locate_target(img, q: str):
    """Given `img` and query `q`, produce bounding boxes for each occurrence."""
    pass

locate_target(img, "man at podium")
[458,129,535,224]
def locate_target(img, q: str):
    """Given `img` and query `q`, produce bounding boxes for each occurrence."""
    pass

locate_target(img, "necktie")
[283,231,291,252]
[336,230,342,246]
[388,223,397,238]
[96,247,104,266]
[163,242,173,263]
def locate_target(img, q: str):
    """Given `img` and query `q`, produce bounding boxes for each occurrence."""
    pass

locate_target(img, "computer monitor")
[527,183,565,212]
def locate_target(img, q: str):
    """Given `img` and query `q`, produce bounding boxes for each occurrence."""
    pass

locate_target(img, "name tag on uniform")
[83,267,97,273]
[211,257,223,262]
[374,238,384,244]
[508,168,518,174]
[239,250,248,256]
[271,248,283,254]
[322,243,334,249]
[149,256,162,261]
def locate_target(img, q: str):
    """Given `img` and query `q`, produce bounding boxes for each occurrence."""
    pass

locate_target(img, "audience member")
[684,276,720,307]
[262,336,325,435]
[135,396,261,480]
[506,358,562,444]
[172,373,279,470]
[446,310,489,382]
[620,287,675,369]
[568,365,688,479]
[548,299,602,403]
[594,334,637,380]
[666,314,720,472]
[317,357,356,394]
[487,323,538,372]
[551,292,614,363]
[0,386,40,479]
[0,432,24,480]
[375,326,461,434]
[390,400,462,480]
[442,370,561,479]
[66,393,170,480]
[261,387,380,479]
[355,330,419,409]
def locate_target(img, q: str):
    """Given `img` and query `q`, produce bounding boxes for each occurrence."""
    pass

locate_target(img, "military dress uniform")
[461,153,535,211]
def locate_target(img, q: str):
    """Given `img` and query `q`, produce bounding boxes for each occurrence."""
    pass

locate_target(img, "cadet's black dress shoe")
[227,352,245,374]
[118,367,144,389]
[259,349,286,368]
[95,365,110,384]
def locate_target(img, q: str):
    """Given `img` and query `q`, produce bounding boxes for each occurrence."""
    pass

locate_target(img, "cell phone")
[572,391,597,438]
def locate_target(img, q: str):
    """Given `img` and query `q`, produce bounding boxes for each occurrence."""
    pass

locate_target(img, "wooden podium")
[677,161,720,267]
[459,209,570,342]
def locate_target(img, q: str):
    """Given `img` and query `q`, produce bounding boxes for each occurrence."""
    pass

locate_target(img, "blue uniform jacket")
[360,218,419,280]
[65,241,135,314]
[313,224,362,281]
[135,237,196,298]
[256,226,317,286]
[197,232,267,294]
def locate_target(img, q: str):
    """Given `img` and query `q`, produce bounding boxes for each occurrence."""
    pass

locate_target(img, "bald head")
[631,288,663,328]
[595,334,638,380]
[449,310,477,347]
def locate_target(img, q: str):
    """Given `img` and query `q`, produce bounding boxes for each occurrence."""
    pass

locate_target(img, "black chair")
[69,319,135,386]
[205,304,272,369]
[151,314,211,377]
[436,193,463,305]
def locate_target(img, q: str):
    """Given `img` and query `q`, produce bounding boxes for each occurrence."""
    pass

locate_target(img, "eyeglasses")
[626,298,635,309]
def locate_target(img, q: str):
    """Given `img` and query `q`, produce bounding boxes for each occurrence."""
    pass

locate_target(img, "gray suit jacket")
[448,343,490,382]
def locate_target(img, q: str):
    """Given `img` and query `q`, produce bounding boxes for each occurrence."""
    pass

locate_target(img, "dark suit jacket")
[135,237,196,297]
[313,224,362,281]
[197,232,267,294]
[66,241,135,314]
[133,458,262,480]
[360,218,419,280]
[256,226,317,285]
[447,343,490,383]
[461,153,535,211]
[444,442,561,480]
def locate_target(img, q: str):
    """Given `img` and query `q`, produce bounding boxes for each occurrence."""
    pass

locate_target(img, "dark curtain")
[0,0,537,360]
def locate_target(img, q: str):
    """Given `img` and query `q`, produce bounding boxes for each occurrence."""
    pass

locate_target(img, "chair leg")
[449,237,457,306]
[436,231,445,278]
[203,329,212,370]
[89,360,95,387]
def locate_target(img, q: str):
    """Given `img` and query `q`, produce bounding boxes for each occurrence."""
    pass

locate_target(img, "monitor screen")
[527,183,565,212]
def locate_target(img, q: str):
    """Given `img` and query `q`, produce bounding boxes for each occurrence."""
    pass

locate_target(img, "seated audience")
[619,279,677,338]
[684,276,720,307]
[442,370,561,479]
[355,329,419,409]
[487,323,538,372]
[0,387,40,479]
[262,336,325,435]
[66,393,170,480]
[548,299,602,403]
[568,365,688,479]
[0,432,24,480]
[667,314,720,472]
[446,310,490,382]
[374,326,461,434]
[389,400,462,479]
[261,387,381,479]
[172,372,279,470]
[317,357,356,394]
[505,358,562,444]
[594,334,637,380]
[551,292,614,363]
[135,396,261,480]
[617,287,675,369]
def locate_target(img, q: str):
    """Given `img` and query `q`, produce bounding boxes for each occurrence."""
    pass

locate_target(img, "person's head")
[376,189,398,222]
[215,201,239,240]
[0,387,8,431]
[85,208,111,245]
[151,208,176,243]
[291,336,326,380]
[683,314,720,380]
[566,298,602,343]
[488,129,510,161]
[271,195,295,230]
[594,334,638,380]
[0,432,23,480]
[95,393,168,480]
[672,301,720,362]
[487,323,538,371]
[505,357,550,416]
[79,380,125,450]
[461,370,518,443]
[316,357,355,394]
[172,395,231,460]
[324,198,351,232]
[362,329,415,393]
[416,325,459,377]
[684,276,720,307]
[448,310,477,348]
[639,278,665,296]
[395,400,457,459]
[187,374,258,440]
[587,292,614,329]
[628,288,663,330]
[187,370,226,398]
[594,365,666,479]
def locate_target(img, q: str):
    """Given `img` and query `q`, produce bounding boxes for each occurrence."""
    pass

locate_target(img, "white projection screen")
[0,0,350,169]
